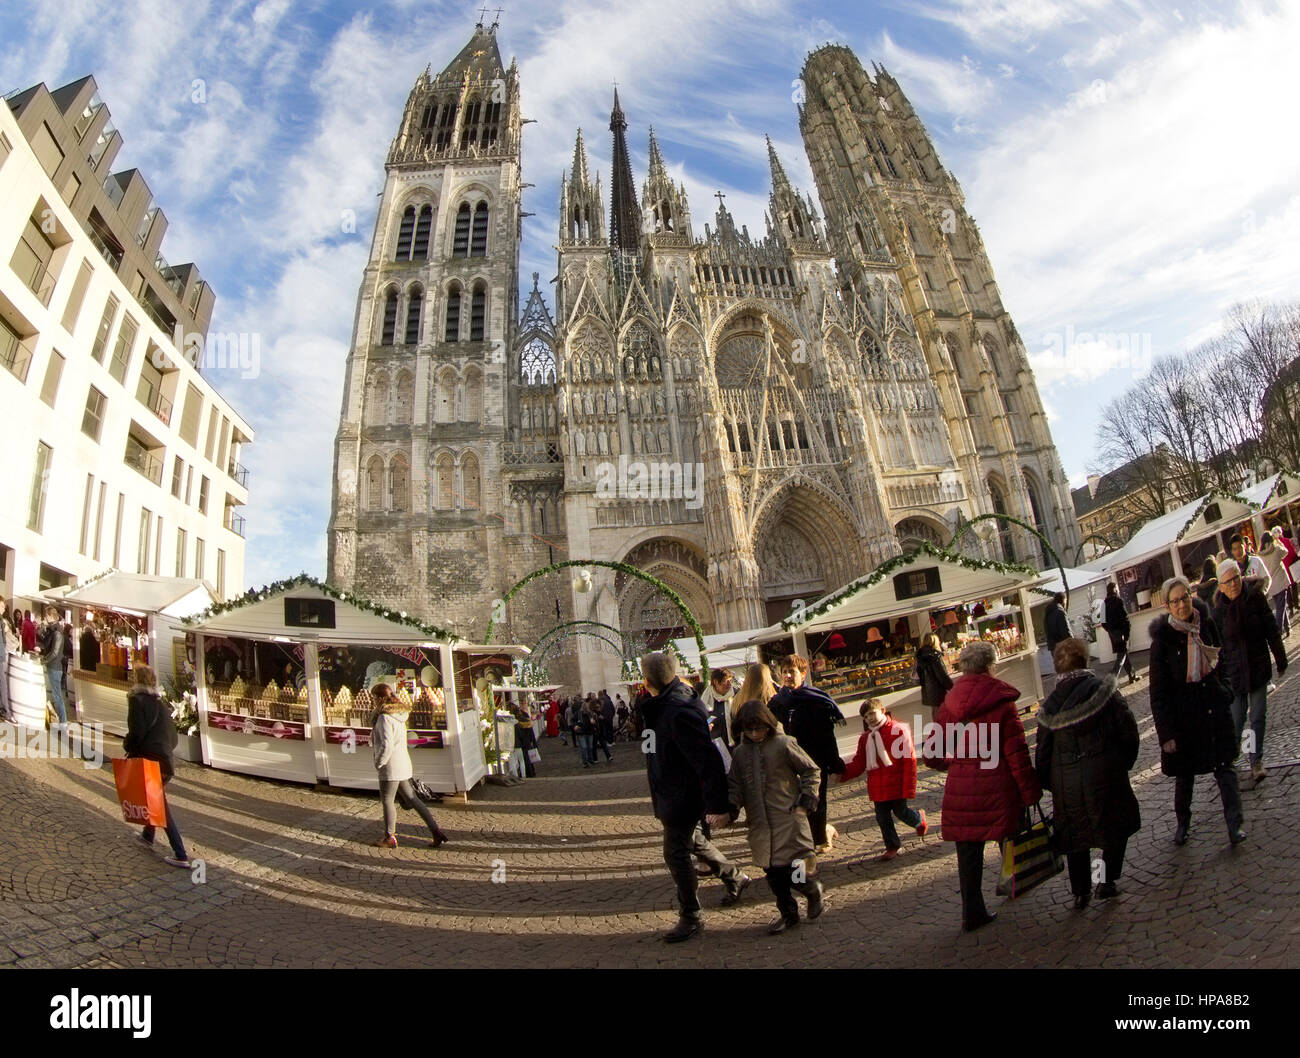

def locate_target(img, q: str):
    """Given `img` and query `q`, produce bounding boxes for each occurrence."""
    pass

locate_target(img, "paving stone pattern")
[3,650,1299,969]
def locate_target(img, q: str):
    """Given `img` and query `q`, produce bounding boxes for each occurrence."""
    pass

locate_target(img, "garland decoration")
[950,514,1070,608]
[181,573,461,641]
[1173,492,1260,543]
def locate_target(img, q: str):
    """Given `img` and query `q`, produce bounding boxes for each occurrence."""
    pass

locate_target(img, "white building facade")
[1,77,254,607]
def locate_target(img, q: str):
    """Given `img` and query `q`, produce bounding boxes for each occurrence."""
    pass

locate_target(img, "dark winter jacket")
[1148,599,1237,777]
[39,622,66,667]
[80,627,101,670]
[641,678,732,829]
[1034,671,1140,852]
[914,645,953,709]
[123,689,178,779]
[1212,588,1287,695]
[1103,595,1130,639]
[727,732,820,869]
[935,672,1041,842]
[1044,604,1071,651]
[771,683,845,773]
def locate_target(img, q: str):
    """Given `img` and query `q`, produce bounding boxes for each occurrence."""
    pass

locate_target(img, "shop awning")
[1076,492,1258,577]
[752,544,1045,642]
[49,571,215,618]
[1031,566,1113,598]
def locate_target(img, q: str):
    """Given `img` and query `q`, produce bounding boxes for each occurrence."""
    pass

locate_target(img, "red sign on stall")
[206,711,308,740]
[408,730,444,749]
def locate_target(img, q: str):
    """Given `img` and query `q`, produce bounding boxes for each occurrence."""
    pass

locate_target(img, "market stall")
[1075,492,1258,653]
[1239,471,1300,541]
[1029,565,1114,667]
[668,629,767,677]
[44,572,215,736]
[181,577,528,795]
[748,545,1047,735]
[489,684,561,776]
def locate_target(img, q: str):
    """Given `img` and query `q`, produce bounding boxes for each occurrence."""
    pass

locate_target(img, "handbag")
[527,748,541,765]
[410,777,443,803]
[112,758,167,827]
[996,803,1064,898]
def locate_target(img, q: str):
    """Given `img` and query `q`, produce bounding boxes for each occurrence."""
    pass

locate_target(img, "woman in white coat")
[371,683,448,848]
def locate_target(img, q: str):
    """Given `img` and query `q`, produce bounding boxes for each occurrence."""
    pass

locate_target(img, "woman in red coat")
[933,641,1041,932]
[838,699,927,861]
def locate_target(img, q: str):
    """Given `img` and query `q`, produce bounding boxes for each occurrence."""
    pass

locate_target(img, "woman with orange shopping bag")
[123,665,191,869]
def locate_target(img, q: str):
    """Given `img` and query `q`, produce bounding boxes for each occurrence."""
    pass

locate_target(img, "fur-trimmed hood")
[1037,671,1118,731]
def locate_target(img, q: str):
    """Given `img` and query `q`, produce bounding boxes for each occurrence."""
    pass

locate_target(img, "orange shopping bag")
[112,758,167,827]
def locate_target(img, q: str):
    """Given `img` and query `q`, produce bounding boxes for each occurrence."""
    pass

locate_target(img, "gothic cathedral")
[327,21,1081,689]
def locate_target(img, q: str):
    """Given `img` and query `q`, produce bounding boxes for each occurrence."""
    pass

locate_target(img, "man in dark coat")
[1150,579,1244,846]
[1101,582,1137,683]
[771,654,845,851]
[1044,593,1071,654]
[1036,639,1140,907]
[1212,559,1287,784]
[640,651,747,943]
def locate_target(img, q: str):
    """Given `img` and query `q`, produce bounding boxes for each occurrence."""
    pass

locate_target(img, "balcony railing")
[124,440,163,485]
[227,460,250,487]
[10,238,57,307]
[87,227,123,270]
[1,328,34,383]
[136,290,175,334]
[224,509,246,537]
[135,377,173,426]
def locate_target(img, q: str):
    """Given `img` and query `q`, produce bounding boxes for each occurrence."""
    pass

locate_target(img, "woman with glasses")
[1149,577,1245,846]
[1212,559,1288,785]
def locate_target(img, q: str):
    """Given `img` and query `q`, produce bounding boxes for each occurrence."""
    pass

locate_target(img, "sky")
[3,0,1297,589]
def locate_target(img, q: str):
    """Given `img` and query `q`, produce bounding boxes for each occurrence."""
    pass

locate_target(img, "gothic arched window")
[395,207,415,260]
[379,288,398,345]
[462,453,481,510]
[405,285,423,345]
[365,455,384,510]
[365,371,389,426]
[520,337,555,385]
[389,457,409,512]
[435,453,454,509]
[464,366,484,422]
[471,203,489,256]
[413,205,433,259]
[444,283,461,342]
[470,281,486,341]
[394,370,413,424]
[452,203,471,257]
[435,367,456,423]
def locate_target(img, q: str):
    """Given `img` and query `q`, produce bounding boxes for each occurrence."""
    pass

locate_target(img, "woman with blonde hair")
[734,662,778,723]
[123,664,190,868]
[371,683,449,849]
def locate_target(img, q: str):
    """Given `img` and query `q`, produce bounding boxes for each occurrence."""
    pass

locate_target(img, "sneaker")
[915,810,928,839]
[163,856,191,869]
[374,834,398,848]
[767,914,799,935]
[663,917,702,944]
[876,848,901,862]
[1251,762,1268,783]
[1228,828,1247,846]
[1267,683,1277,693]
[720,873,751,907]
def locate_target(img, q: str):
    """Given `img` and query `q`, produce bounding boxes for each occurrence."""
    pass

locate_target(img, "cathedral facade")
[327,22,1081,689]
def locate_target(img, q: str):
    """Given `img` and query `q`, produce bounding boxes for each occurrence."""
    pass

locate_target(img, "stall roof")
[670,630,767,673]
[1076,492,1258,577]
[750,544,1045,642]
[49,571,215,618]
[1237,470,1299,512]
[1031,566,1113,598]
[182,575,526,651]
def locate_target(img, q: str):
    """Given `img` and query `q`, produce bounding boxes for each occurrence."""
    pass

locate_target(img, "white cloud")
[873,31,997,118]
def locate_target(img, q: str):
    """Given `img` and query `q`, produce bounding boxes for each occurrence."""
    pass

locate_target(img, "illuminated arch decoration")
[951,512,1070,607]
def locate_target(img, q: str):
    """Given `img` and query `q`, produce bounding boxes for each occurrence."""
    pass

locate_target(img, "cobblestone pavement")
[3,648,1299,969]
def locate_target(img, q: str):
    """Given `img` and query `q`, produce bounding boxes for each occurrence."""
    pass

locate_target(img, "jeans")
[874,799,922,850]
[380,779,442,837]
[45,662,67,724]
[1230,686,1268,765]
[1271,592,1290,637]
[0,648,11,719]
[1174,767,1243,833]
[663,822,740,920]
[576,733,594,765]
[810,771,831,845]
[1065,839,1127,895]
[1108,630,1135,679]
[142,774,187,860]
[955,841,989,924]
[764,862,822,920]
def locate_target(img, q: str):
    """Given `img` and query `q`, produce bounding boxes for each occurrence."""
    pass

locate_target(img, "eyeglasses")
[1221,574,1242,585]
[1167,593,1191,606]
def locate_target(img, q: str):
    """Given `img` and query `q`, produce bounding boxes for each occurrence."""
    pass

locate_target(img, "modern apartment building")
[0,76,254,605]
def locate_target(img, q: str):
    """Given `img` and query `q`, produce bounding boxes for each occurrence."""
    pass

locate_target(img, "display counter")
[72,667,132,735]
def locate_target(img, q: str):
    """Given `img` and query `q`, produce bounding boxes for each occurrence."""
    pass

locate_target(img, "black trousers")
[955,841,989,924]
[764,862,822,920]
[663,822,739,920]
[1174,768,1243,832]
[1065,839,1127,895]
[810,772,831,845]
[1108,630,1135,679]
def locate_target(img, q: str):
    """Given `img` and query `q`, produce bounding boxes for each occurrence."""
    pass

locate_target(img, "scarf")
[864,715,895,769]
[1169,609,1218,683]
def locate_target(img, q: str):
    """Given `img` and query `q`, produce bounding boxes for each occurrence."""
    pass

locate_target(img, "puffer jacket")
[1149,602,1237,777]
[1034,671,1140,852]
[727,732,820,869]
[934,672,1040,842]
[839,714,917,803]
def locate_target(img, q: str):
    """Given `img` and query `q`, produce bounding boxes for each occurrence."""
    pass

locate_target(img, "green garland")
[485,559,710,683]
[782,541,1040,630]
[951,512,1069,608]
[531,619,632,660]
[181,573,461,641]
[1174,492,1260,543]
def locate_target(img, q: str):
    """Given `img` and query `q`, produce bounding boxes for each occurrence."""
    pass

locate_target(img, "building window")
[470,282,486,341]
[176,528,187,577]
[0,132,11,167]
[137,508,153,574]
[171,457,185,498]
[60,259,93,333]
[179,384,203,447]
[216,549,226,599]
[470,203,488,256]
[390,458,409,512]
[185,466,193,504]
[413,205,433,258]
[195,537,205,580]
[82,386,106,441]
[11,213,59,307]
[405,286,423,344]
[445,283,461,341]
[30,121,65,179]
[40,350,65,407]
[395,206,416,260]
[80,474,95,554]
[366,456,383,509]
[29,442,52,531]
[109,313,138,384]
[204,406,219,461]
[93,482,106,561]
[91,295,119,363]
[380,288,398,345]
[198,476,210,515]
[452,203,471,257]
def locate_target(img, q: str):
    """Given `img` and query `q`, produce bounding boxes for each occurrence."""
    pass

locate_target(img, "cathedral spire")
[647,126,668,182]
[640,126,692,240]
[571,127,592,186]
[766,133,792,196]
[561,127,605,245]
[608,87,641,254]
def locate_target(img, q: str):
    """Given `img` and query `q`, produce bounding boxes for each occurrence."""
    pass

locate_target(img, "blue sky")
[3,0,1297,588]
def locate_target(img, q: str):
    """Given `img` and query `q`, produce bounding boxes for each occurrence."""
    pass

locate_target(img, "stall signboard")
[894,567,942,602]
[324,725,372,746]
[408,730,444,749]
[207,711,308,740]
[284,597,336,629]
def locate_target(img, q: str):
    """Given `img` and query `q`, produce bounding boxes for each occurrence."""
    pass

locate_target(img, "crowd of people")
[1,604,76,725]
